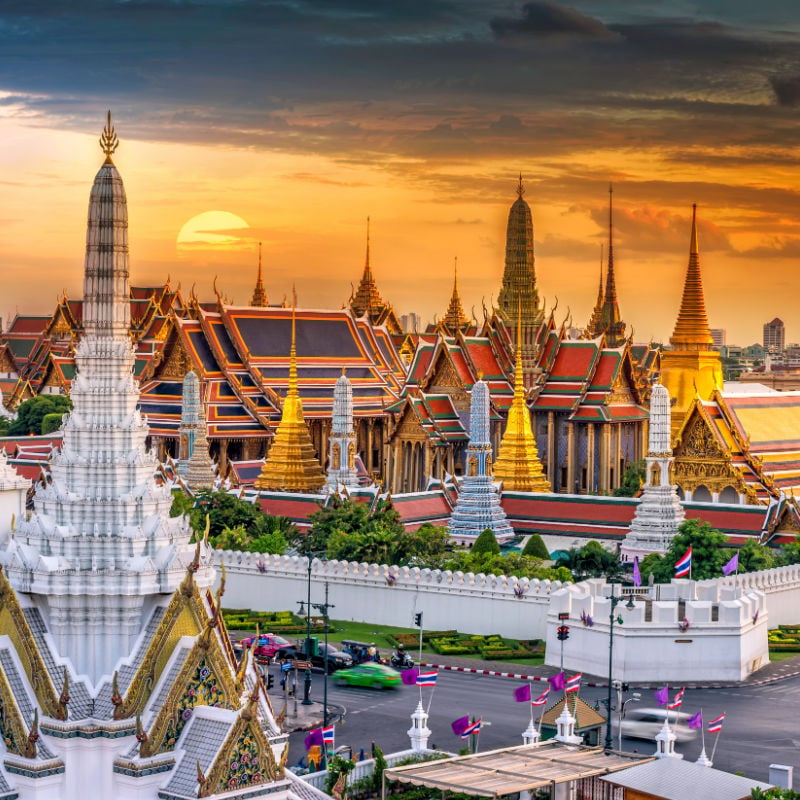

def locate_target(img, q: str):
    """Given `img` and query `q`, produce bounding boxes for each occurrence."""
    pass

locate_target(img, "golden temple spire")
[99,110,119,164]
[586,244,605,336]
[516,172,525,198]
[350,216,387,319]
[493,307,551,492]
[443,257,469,333]
[250,241,268,307]
[254,299,325,492]
[669,204,714,351]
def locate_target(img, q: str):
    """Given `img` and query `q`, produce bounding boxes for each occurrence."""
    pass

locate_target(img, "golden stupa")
[660,204,723,439]
[254,303,326,492]
[493,315,551,492]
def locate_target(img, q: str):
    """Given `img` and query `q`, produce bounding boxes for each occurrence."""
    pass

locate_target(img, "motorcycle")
[390,651,415,670]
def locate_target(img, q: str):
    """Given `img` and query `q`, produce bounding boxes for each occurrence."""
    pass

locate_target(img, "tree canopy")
[8,395,72,436]
[522,533,551,560]
[612,460,646,497]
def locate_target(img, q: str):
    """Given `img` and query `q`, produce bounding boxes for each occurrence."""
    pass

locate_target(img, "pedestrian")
[358,748,365,762]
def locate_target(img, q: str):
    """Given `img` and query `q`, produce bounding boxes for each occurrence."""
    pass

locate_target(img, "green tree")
[612,460,646,497]
[305,495,404,554]
[751,789,800,799]
[554,541,621,581]
[214,524,250,551]
[522,534,550,560]
[779,534,800,566]
[371,745,388,792]
[399,523,451,566]
[648,519,728,582]
[9,395,72,436]
[471,529,501,557]
[41,412,65,435]
[738,539,776,573]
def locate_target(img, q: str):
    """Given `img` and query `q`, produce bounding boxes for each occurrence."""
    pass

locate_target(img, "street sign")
[293,660,313,670]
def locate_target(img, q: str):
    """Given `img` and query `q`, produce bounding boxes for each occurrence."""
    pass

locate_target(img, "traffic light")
[414,612,423,628]
[556,625,570,641]
[266,673,275,690]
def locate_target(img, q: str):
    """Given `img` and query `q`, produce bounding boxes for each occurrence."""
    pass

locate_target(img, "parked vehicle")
[234,633,291,661]
[275,642,353,673]
[620,708,698,743]
[334,663,401,689]
[341,640,382,664]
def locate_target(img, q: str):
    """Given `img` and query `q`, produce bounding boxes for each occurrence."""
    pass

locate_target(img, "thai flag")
[667,688,685,709]
[674,546,692,578]
[531,688,550,706]
[564,673,582,693]
[416,671,438,686]
[321,725,335,744]
[707,713,726,733]
[460,719,482,739]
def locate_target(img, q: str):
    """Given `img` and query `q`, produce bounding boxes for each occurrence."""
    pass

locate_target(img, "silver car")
[620,708,698,743]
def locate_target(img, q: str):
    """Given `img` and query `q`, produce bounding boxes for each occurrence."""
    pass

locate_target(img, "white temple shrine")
[621,381,685,561]
[0,114,328,800]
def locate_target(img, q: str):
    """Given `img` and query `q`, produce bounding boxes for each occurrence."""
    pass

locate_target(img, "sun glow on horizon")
[176,210,251,251]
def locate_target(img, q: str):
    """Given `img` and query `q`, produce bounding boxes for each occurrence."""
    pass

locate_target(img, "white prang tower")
[326,368,360,491]
[621,381,685,561]
[3,113,201,683]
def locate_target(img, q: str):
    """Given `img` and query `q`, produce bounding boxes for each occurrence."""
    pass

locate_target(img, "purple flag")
[722,553,739,576]
[654,685,669,707]
[548,672,566,692]
[304,728,323,750]
[401,668,420,686]
[514,684,531,702]
[633,556,642,587]
[451,715,470,736]
[687,711,703,729]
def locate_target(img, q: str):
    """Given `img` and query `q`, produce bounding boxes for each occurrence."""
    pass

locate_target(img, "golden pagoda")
[254,303,326,492]
[442,258,470,334]
[351,217,384,317]
[493,315,551,492]
[250,242,268,307]
[661,204,723,439]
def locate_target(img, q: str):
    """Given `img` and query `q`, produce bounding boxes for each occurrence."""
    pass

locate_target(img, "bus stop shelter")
[383,741,652,799]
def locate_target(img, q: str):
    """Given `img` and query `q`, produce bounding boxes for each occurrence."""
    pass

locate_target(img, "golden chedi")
[255,305,325,492]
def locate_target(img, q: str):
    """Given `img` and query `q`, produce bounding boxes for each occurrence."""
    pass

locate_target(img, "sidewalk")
[275,698,347,733]
[417,653,800,690]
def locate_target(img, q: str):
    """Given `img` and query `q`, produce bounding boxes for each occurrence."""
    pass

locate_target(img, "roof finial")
[289,287,298,391]
[99,110,119,163]
[516,173,525,198]
[690,203,699,256]
[365,216,371,273]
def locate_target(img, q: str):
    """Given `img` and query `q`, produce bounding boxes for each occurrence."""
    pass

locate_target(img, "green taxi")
[333,663,401,689]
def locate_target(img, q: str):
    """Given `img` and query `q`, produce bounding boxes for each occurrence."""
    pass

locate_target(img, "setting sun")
[176,210,251,250]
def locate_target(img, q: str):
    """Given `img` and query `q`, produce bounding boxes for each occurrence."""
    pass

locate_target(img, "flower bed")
[768,626,800,652]
[222,608,322,634]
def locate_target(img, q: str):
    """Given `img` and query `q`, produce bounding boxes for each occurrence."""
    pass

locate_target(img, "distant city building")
[763,317,785,353]
[400,312,421,333]
[710,328,726,349]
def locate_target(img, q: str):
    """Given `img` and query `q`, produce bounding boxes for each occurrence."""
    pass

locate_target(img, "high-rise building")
[400,312,421,333]
[710,329,726,349]
[763,317,785,353]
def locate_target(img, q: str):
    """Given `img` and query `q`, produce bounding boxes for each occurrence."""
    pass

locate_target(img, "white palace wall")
[216,550,562,639]
[725,564,800,628]
[545,579,770,682]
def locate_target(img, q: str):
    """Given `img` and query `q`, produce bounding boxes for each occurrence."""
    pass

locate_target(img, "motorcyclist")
[391,644,414,669]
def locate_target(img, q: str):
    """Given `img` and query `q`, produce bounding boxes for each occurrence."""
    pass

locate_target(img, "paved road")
[275,666,800,785]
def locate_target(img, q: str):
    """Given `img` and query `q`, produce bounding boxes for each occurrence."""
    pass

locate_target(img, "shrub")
[522,534,550,560]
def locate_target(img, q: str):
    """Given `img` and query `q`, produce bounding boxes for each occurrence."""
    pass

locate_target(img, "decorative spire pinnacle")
[250,241,268,306]
[99,110,119,163]
[493,301,550,492]
[516,173,525,198]
[593,183,626,346]
[443,256,469,333]
[669,204,714,351]
[350,216,388,319]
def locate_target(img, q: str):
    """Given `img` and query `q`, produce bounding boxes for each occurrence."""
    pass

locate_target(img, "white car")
[620,708,698,743]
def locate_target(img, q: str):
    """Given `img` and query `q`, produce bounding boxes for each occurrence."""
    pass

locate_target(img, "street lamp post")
[603,579,626,751]
[312,582,335,734]
[298,533,315,706]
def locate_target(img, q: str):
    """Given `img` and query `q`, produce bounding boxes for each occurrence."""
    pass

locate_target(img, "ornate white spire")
[447,378,514,544]
[621,381,685,562]
[177,369,202,477]
[1,116,206,683]
[326,369,359,491]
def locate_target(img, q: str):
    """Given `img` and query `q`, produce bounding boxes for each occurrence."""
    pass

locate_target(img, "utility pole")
[312,582,336,733]
[299,530,314,705]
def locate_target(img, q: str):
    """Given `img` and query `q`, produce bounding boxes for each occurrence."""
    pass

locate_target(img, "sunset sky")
[1,1,799,345]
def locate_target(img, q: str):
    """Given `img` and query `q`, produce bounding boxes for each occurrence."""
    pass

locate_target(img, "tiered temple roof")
[440,260,470,334]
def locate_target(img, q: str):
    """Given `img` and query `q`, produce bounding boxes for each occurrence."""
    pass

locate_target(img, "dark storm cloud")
[770,75,800,106]
[489,2,614,39]
[0,0,799,175]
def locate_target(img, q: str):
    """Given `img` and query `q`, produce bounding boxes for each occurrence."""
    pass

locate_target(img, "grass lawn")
[768,650,800,663]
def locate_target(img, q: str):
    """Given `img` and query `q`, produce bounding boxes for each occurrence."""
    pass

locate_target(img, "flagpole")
[529,681,534,728]
[700,709,705,754]
[426,682,436,716]
[710,731,721,762]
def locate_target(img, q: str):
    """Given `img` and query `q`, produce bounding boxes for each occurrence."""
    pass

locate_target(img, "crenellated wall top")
[215,550,567,597]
